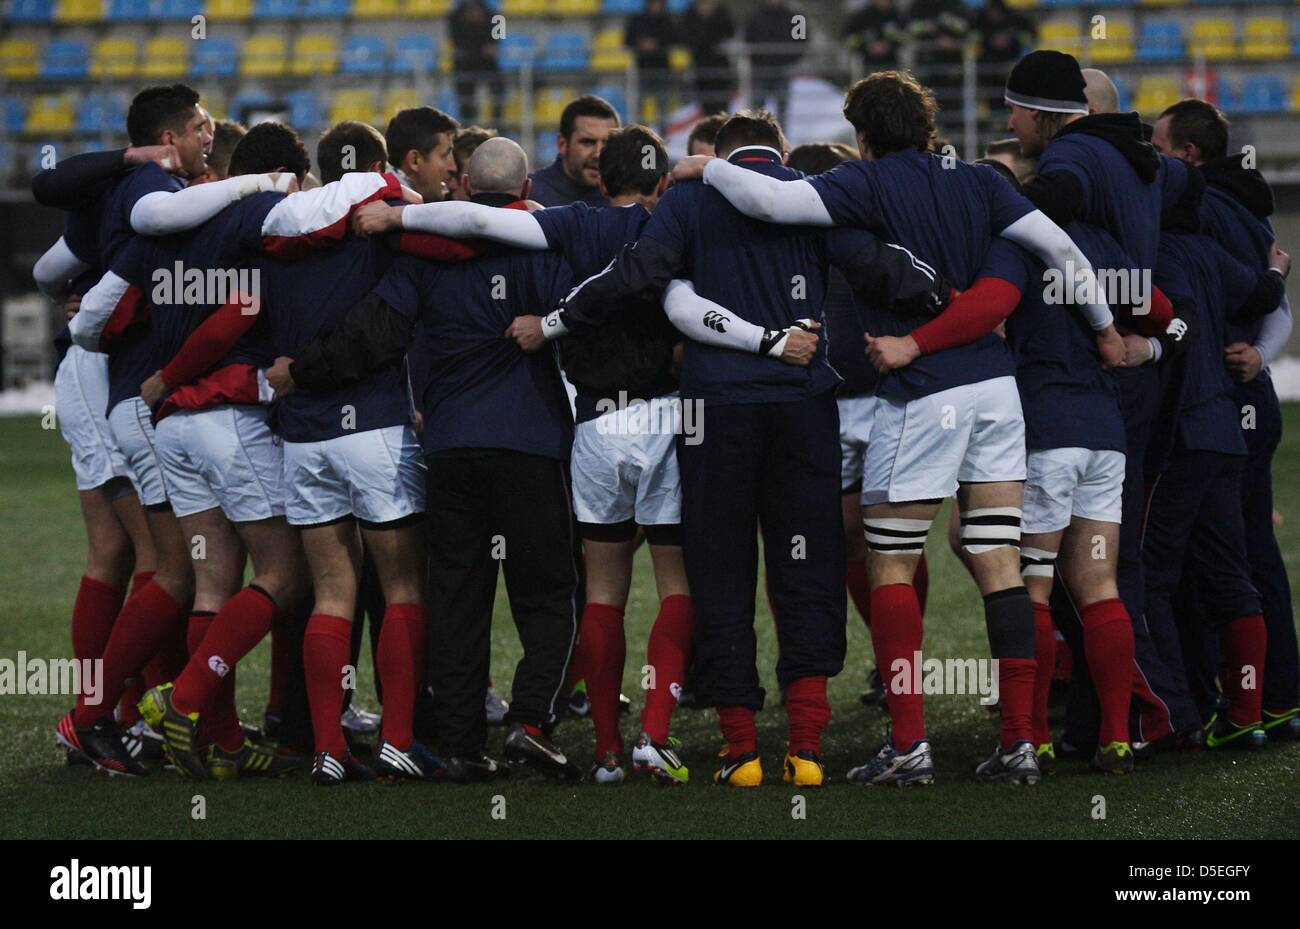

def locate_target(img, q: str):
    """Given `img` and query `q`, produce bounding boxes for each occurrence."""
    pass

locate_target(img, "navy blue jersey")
[64,208,104,274]
[1198,185,1276,347]
[983,223,1126,453]
[373,251,576,460]
[99,163,183,269]
[534,201,677,423]
[640,153,851,405]
[823,268,876,397]
[1154,232,1257,456]
[257,234,410,442]
[807,151,1028,399]
[1038,131,1162,273]
[528,157,610,208]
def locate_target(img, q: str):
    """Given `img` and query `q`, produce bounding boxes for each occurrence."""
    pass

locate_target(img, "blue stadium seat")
[285,89,324,131]
[108,0,154,19]
[10,0,55,20]
[341,34,387,74]
[1233,75,1287,114]
[497,34,536,72]
[2,96,27,135]
[192,36,238,76]
[666,0,689,11]
[302,0,349,13]
[77,93,126,134]
[1112,74,1132,113]
[42,39,90,79]
[157,0,200,17]
[433,87,459,120]
[229,90,274,121]
[541,32,589,71]
[589,84,626,121]
[1137,21,1185,62]
[393,33,438,73]
[255,0,300,17]
[601,0,644,12]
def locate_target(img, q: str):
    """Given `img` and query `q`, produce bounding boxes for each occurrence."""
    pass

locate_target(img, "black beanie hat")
[1005,50,1089,115]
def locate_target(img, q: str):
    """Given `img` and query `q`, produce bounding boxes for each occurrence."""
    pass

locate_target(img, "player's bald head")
[1082,68,1119,115]
[467,137,529,195]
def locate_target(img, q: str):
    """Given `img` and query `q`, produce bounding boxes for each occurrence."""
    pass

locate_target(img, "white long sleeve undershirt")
[400,200,550,249]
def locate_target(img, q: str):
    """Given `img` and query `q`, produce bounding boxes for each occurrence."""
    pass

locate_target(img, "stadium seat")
[192,36,237,76]
[602,0,644,12]
[666,0,688,10]
[1242,17,1288,60]
[1133,75,1181,115]
[592,28,632,72]
[54,0,104,21]
[76,92,126,135]
[497,34,537,71]
[503,0,547,14]
[1004,0,1036,8]
[229,90,274,121]
[440,37,453,73]
[1112,74,1132,113]
[401,0,448,13]
[668,46,691,70]
[157,0,201,18]
[0,39,41,80]
[9,0,55,22]
[42,39,90,79]
[353,0,400,17]
[1036,20,1083,56]
[393,33,438,73]
[141,37,190,78]
[328,88,378,124]
[303,0,350,12]
[205,0,252,19]
[589,84,626,120]
[1136,21,1184,62]
[3,97,28,135]
[1090,19,1134,64]
[1189,19,1236,62]
[242,35,289,77]
[1233,75,1287,114]
[91,38,138,78]
[1139,0,1182,6]
[255,0,300,16]
[291,34,339,75]
[1292,76,1300,113]
[541,32,589,71]
[382,87,420,118]
[107,0,152,18]
[535,85,576,125]
[554,0,600,14]
[341,34,387,74]
[285,89,324,131]
[26,95,76,135]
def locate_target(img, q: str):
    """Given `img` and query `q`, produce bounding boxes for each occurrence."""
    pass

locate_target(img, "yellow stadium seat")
[141,37,190,79]
[592,29,631,72]
[440,38,452,74]
[1037,20,1083,56]
[1134,75,1181,115]
[0,39,40,81]
[1243,17,1287,60]
[535,86,575,125]
[329,89,377,124]
[1139,0,1181,6]
[501,90,523,125]
[205,0,252,19]
[640,95,658,123]
[554,0,600,14]
[353,0,399,17]
[401,0,449,15]
[593,28,622,50]
[1090,20,1134,64]
[242,35,288,78]
[91,38,137,79]
[503,0,547,14]
[26,95,75,135]
[1005,0,1036,8]
[1189,18,1236,61]
[55,0,103,22]
[292,34,338,76]
[383,87,420,117]
[668,47,691,71]
[1292,76,1300,113]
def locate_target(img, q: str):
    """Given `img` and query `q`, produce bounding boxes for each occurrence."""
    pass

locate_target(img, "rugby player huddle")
[37,47,1296,791]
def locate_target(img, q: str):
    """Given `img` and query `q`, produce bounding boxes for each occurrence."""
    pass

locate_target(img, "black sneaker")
[503,724,583,781]
[209,739,305,780]
[974,740,1041,785]
[375,739,442,782]
[311,751,374,786]
[435,752,508,783]
[122,720,165,762]
[71,715,149,778]
[262,709,282,741]
[1133,726,1205,759]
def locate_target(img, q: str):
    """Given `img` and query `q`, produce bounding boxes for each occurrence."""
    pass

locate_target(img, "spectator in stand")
[626,0,680,122]
[745,0,805,119]
[845,0,906,72]
[687,112,728,155]
[683,0,736,116]
[906,0,971,103]
[450,0,501,123]
[972,0,1034,109]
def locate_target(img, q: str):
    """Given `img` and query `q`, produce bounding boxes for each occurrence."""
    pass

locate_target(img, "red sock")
[566,641,586,691]
[119,680,143,728]
[74,579,185,727]
[1053,629,1071,681]
[184,613,216,750]
[71,576,124,662]
[1222,614,1266,727]
[1079,598,1135,745]
[267,605,294,716]
[845,560,872,629]
[999,658,1036,748]
[206,667,245,753]
[377,603,426,750]
[869,583,925,747]
[718,705,756,758]
[303,614,352,756]
[130,570,155,597]
[579,602,626,758]
[786,675,831,755]
[144,613,189,685]
[913,551,930,615]
[641,594,693,743]
[1031,602,1055,746]
[172,586,278,716]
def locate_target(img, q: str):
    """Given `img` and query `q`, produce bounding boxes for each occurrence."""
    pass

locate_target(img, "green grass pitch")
[1,408,1297,839]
